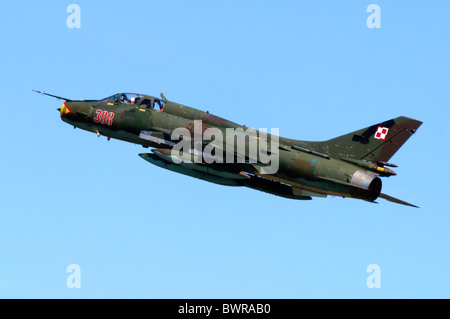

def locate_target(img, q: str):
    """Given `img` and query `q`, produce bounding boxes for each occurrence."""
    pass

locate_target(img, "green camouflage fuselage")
[54,92,422,206]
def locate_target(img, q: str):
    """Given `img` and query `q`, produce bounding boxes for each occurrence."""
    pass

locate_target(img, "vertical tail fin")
[297,117,422,162]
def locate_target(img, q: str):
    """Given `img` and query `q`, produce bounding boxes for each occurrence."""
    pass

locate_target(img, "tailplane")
[379,193,419,208]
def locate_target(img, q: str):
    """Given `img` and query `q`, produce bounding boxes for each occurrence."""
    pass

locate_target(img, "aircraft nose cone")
[60,102,72,117]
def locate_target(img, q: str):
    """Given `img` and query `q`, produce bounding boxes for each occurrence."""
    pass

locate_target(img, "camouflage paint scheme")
[36,91,422,207]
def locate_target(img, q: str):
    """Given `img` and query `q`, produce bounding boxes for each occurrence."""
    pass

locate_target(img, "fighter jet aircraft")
[35,90,422,207]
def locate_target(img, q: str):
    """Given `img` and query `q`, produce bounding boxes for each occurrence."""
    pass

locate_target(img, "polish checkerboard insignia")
[374,126,389,140]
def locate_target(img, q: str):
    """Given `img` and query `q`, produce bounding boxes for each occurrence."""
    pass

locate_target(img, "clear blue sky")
[0,0,449,298]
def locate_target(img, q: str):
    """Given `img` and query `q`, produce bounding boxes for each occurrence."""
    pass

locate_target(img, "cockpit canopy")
[102,93,144,104]
[101,93,166,110]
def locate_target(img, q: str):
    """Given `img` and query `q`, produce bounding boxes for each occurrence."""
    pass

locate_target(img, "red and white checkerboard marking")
[374,126,389,140]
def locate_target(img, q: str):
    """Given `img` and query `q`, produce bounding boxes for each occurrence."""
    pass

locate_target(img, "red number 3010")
[94,110,115,126]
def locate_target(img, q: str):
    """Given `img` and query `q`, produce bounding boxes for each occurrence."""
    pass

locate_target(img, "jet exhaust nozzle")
[350,169,382,201]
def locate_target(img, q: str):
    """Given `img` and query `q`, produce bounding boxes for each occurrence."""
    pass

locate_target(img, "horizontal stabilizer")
[379,193,419,208]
